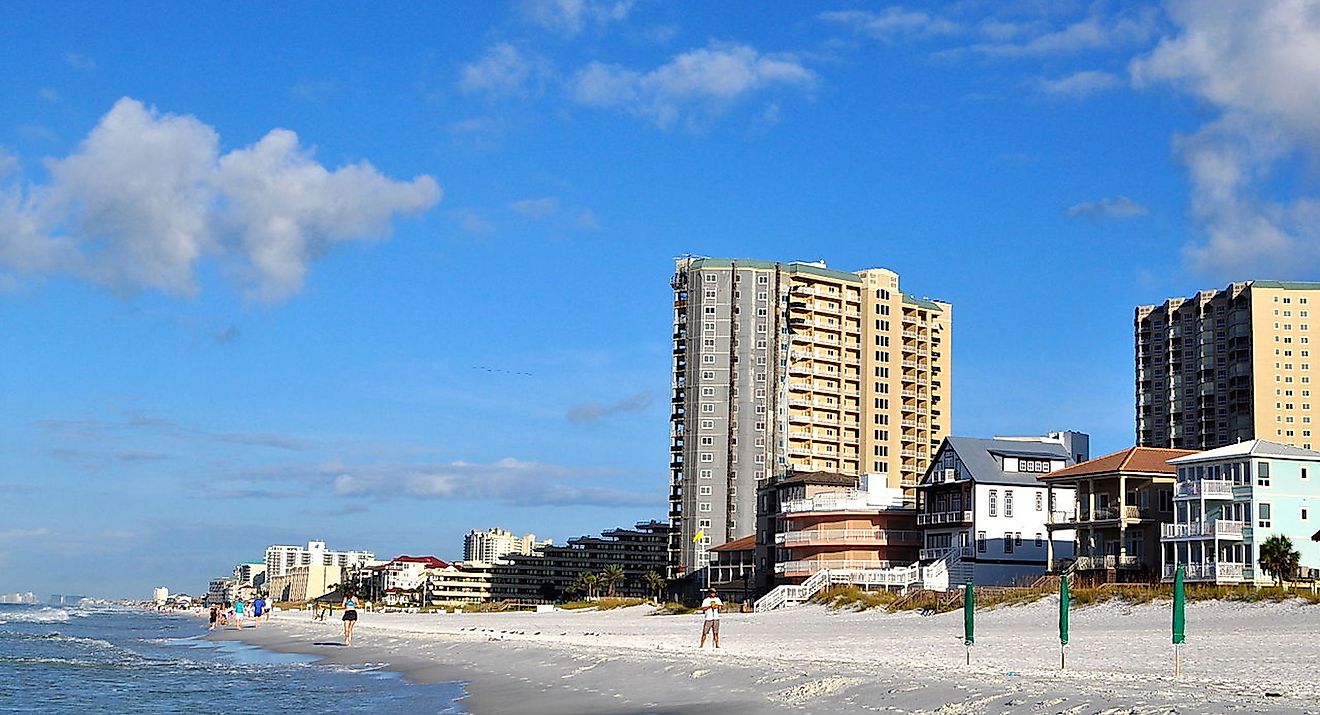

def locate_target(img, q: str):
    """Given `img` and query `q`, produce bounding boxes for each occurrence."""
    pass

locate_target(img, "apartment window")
[1015,532,1022,546]
[701,403,715,413]
[701,371,715,381]
[1035,492,1043,511]
[757,275,768,285]
[1303,507,1310,521]
[976,531,987,553]
[1005,490,1014,518]
[757,291,767,300]
[699,502,712,512]
[698,486,712,496]
[988,489,998,517]
[700,436,713,446]
[1257,462,1271,487]
[699,519,711,529]
[1004,533,1014,554]
[1035,533,1043,547]
[700,452,714,462]
[704,306,717,315]
[1303,467,1309,480]
[701,387,715,397]
[699,469,712,479]
[701,420,714,429]
[1258,502,1271,528]
[702,355,716,364]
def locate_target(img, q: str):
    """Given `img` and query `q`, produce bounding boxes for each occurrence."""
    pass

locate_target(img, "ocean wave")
[0,607,72,624]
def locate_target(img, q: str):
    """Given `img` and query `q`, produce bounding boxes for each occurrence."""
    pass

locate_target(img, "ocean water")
[0,603,467,714]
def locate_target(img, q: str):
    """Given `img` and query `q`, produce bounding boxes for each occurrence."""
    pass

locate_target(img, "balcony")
[1162,561,1247,582]
[916,510,972,526]
[775,559,895,576]
[776,528,921,547]
[1073,555,1141,571]
[918,546,973,561]
[1160,519,1245,540]
[1174,479,1235,500]
[781,492,875,514]
[1074,505,1149,523]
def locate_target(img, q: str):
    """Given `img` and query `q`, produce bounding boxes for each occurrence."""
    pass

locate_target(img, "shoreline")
[210,599,1320,714]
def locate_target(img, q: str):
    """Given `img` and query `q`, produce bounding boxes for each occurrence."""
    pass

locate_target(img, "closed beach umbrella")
[963,579,974,664]
[1059,575,1070,669]
[1172,564,1186,675]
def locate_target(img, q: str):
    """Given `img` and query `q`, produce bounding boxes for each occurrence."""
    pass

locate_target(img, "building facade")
[1041,446,1193,582]
[264,540,375,579]
[266,564,342,603]
[1162,440,1320,584]
[916,434,1084,586]
[463,528,549,563]
[491,521,673,602]
[670,257,951,577]
[1136,281,1320,451]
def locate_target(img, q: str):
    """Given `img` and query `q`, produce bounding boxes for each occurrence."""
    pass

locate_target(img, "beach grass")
[558,597,649,611]
[812,585,903,611]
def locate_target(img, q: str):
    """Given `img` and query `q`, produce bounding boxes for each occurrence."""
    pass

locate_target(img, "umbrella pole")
[1061,644,1065,670]
[965,645,970,665]
[1174,643,1181,677]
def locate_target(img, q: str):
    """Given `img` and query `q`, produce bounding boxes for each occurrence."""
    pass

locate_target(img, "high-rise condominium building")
[669,257,951,577]
[463,528,549,563]
[1136,281,1320,451]
[263,540,375,579]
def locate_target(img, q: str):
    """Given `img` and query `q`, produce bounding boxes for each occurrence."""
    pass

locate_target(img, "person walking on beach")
[699,588,722,649]
[233,599,245,628]
[342,591,360,646]
[208,606,218,631]
[251,596,265,626]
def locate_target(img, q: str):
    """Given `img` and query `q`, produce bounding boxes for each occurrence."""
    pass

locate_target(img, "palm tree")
[580,573,601,599]
[569,573,590,598]
[602,565,626,598]
[643,571,667,603]
[1259,534,1301,587]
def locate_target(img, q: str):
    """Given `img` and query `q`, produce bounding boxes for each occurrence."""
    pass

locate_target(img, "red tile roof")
[710,534,756,552]
[388,555,449,569]
[1042,446,1197,480]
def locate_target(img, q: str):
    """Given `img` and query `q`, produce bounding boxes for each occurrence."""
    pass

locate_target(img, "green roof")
[903,294,945,311]
[1250,280,1320,290]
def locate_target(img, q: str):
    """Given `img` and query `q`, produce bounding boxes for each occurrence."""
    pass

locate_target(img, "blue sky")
[2,1,1317,597]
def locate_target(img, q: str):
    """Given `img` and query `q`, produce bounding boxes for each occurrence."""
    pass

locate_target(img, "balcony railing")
[777,528,921,546]
[1073,555,1141,570]
[1174,479,1235,500]
[781,492,874,514]
[916,510,973,526]
[775,559,894,575]
[1162,561,1247,582]
[1160,519,1245,540]
[919,546,973,561]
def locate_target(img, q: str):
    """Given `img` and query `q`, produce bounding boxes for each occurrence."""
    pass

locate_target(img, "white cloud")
[1131,0,1320,277]
[252,457,654,507]
[575,208,600,229]
[818,7,960,40]
[972,8,1158,57]
[509,196,561,218]
[452,208,496,235]
[460,43,541,98]
[571,42,816,128]
[0,527,50,541]
[1065,196,1150,219]
[520,0,633,36]
[1038,69,1121,97]
[64,52,95,70]
[0,98,440,300]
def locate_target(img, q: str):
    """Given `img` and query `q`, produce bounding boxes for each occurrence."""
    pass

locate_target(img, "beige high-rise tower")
[1136,281,1320,451]
[668,257,951,577]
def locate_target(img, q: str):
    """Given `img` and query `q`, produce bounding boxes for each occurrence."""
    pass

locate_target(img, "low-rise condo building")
[1041,446,1193,582]
[916,433,1085,586]
[1162,439,1320,584]
[491,521,673,602]
[708,535,756,603]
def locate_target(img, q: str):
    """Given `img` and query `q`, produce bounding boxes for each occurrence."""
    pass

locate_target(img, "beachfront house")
[916,433,1084,587]
[1162,439,1320,584]
[1040,447,1193,583]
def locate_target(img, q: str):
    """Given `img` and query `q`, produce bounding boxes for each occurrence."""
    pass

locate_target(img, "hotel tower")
[1136,281,1320,451]
[668,257,952,577]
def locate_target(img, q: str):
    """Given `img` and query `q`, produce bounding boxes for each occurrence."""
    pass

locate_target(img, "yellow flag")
[693,529,705,543]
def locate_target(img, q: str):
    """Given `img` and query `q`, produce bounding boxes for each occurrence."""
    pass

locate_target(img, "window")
[698,486,712,496]
[1005,490,1014,518]
[699,469,712,479]
[1303,507,1310,521]
[700,452,714,462]
[699,436,713,446]
[1303,467,1309,480]
[988,489,998,517]
[1258,502,1271,528]
[702,355,716,364]
[701,370,715,381]
[1004,533,1014,553]
[1014,532,1022,546]
[698,502,712,512]
[704,306,717,315]
[705,274,716,283]
[701,403,715,413]
[698,519,711,528]
[1035,492,1043,511]
[1257,462,1271,487]
[1035,533,1043,547]
[701,420,714,429]
[701,387,715,396]
[976,531,987,553]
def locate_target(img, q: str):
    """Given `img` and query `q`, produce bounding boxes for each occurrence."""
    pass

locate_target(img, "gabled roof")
[1167,439,1320,465]
[1043,446,1196,480]
[927,436,1072,487]
[710,534,756,552]
[387,555,449,569]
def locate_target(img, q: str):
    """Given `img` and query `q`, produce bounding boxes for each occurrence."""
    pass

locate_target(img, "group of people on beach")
[207,596,269,630]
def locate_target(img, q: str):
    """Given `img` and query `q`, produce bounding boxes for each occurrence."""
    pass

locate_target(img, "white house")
[916,433,1083,586]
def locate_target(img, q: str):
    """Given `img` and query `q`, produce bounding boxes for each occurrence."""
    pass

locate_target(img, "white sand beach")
[213,599,1320,714]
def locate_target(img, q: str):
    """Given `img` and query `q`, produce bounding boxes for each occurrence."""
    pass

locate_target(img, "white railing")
[775,559,894,575]
[777,528,921,546]
[1163,561,1246,581]
[755,548,966,612]
[781,492,873,513]
[1074,555,1140,570]
[1161,519,1244,539]
[1174,479,1235,499]
[916,510,972,525]
[919,546,973,561]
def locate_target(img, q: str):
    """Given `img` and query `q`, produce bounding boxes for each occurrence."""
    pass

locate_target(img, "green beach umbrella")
[1172,564,1186,676]
[1059,575,1070,669]
[963,579,974,663]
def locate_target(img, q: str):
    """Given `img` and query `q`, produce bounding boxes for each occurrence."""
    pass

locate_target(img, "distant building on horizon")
[669,256,952,577]
[263,540,375,579]
[1136,281,1320,451]
[463,528,549,563]
[491,521,672,602]
[0,592,38,604]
